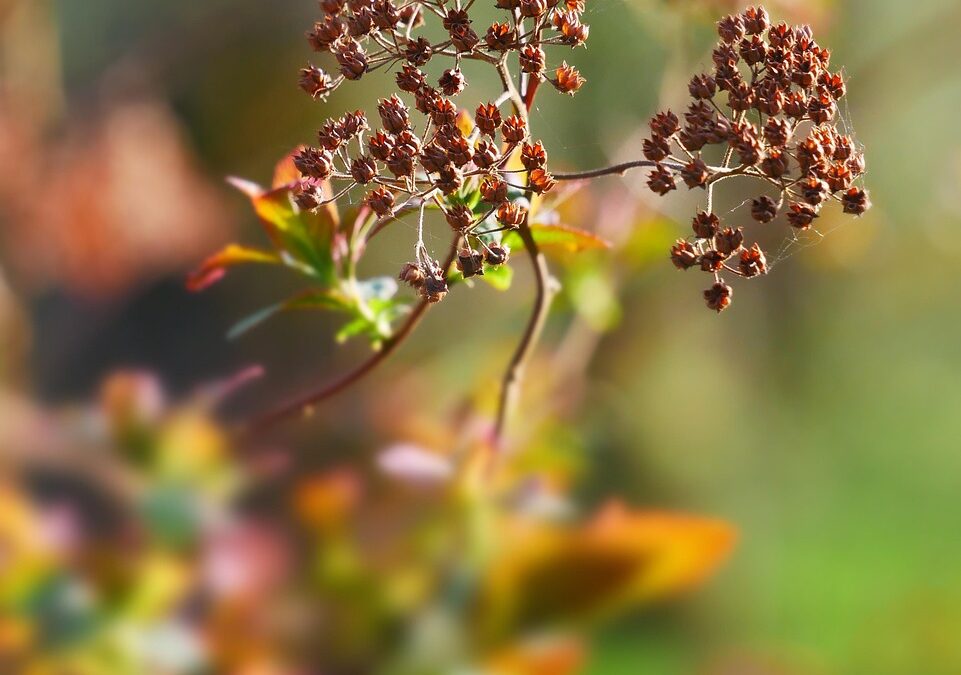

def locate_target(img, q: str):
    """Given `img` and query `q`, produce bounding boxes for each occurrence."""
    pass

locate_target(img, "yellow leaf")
[476,501,735,639]
[485,635,585,675]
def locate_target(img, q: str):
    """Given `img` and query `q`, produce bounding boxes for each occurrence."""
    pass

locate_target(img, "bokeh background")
[2,0,960,673]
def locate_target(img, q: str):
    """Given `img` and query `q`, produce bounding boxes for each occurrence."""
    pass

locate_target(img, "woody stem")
[244,234,462,436]
[491,59,556,450]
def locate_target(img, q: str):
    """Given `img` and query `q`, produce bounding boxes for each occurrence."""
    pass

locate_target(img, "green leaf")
[227,289,353,340]
[446,263,513,291]
[482,263,513,291]
[503,223,610,256]
[566,266,622,332]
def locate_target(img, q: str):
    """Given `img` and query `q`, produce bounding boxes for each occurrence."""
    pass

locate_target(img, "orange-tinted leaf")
[272,148,303,188]
[504,224,610,256]
[227,175,338,284]
[456,109,475,138]
[477,501,735,639]
[485,636,585,675]
[292,468,363,531]
[186,244,279,291]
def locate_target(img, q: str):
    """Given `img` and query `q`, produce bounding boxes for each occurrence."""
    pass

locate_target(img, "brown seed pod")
[550,61,587,96]
[751,196,778,223]
[365,187,395,216]
[647,164,676,196]
[476,103,503,136]
[715,227,744,257]
[350,156,378,184]
[692,211,720,239]
[738,243,767,278]
[299,64,334,99]
[670,239,699,270]
[399,262,426,288]
[704,282,733,313]
[481,177,509,204]
[497,202,527,228]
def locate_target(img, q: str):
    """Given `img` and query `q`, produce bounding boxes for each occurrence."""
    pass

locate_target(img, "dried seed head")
[520,45,547,75]
[519,0,549,18]
[365,187,395,216]
[473,138,500,168]
[738,243,768,278]
[399,262,426,288]
[700,250,725,272]
[350,155,378,184]
[787,202,819,229]
[650,110,680,138]
[497,202,527,227]
[670,239,699,270]
[295,147,334,180]
[502,115,528,143]
[429,97,458,127]
[643,135,670,162]
[308,17,347,52]
[456,248,485,278]
[333,37,368,80]
[395,64,426,92]
[689,74,717,99]
[450,24,480,52]
[742,6,770,35]
[445,204,474,232]
[481,177,509,204]
[299,64,334,99]
[420,143,450,173]
[484,243,510,266]
[378,95,410,134]
[552,62,586,95]
[485,22,516,51]
[435,165,465,194]
[801,176,830,206]
[476,103,503,136]
[692,211,720,239]
[842,188,871,216]
[647,164,676,196]
[715,227,744,257]
[295,180,323,210]
[529,168,556,194]
[704,282,733,313]
[521,141,548,170]
[681,158,710,189]
[405,36,432,65]
[339,110,368,138]
[751,195,779,223]
[554,13,589,46]
[717,14,745,44]
[438,68,467,96]
[421,273,449,303]
[368,131,394,161]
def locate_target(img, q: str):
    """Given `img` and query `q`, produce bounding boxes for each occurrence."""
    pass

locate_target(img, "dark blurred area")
[2,0,961,673]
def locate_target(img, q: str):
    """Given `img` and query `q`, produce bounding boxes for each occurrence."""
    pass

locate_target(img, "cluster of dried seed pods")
[650,6,870,311]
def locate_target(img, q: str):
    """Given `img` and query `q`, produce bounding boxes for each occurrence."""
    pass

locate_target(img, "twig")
[244,235,461,436]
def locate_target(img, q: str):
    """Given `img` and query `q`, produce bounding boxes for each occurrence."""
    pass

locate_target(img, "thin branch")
[492,211,555,446]
[244,235,461,436]
[491,57,555,449]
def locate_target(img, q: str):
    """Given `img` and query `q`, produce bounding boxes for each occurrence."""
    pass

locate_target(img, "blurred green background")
[2,0,960,673]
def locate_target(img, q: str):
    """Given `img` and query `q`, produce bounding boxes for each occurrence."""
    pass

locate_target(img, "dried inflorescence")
[293,0,591,303]
[655,6,871,312]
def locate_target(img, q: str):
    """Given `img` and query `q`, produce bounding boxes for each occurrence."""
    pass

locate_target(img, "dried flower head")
[650,6,869,312]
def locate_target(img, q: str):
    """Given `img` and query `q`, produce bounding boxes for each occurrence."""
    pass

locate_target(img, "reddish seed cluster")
[293,0,590,304]
[650,6,870,312]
